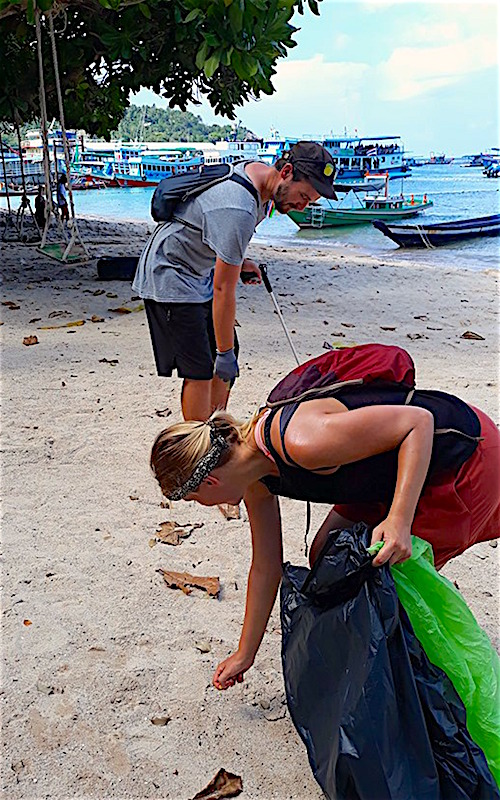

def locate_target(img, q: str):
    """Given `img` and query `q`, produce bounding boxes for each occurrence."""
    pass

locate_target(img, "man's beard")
[273,183,289,214]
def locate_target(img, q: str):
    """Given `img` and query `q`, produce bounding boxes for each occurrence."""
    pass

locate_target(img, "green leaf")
[139,3,151,19]
[240,51,258,77]
[184,8,201,22]
[228,2,243,34]
[204,33,219,46]
[195,41,209,70]
[203,54,220,78]
[231,49,248,81]
[221,46,233,66]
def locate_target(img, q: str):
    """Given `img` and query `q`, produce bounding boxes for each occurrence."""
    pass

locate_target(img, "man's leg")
[181,378,213,421]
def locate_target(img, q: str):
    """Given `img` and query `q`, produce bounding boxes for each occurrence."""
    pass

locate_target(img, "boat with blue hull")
[372,214,500,248]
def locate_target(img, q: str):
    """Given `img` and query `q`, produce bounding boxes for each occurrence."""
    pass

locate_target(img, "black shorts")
[144,299,239,380]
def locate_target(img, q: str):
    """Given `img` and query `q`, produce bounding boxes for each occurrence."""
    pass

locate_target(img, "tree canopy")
[0,0,321,138]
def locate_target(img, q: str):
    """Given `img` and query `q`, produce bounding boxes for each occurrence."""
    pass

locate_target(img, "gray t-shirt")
[132,162,265,303]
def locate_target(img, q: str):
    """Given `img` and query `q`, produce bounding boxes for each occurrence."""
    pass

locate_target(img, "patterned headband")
[166,426,229,501]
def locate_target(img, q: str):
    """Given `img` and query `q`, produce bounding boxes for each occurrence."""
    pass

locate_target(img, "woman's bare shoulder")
[269,398,347,468]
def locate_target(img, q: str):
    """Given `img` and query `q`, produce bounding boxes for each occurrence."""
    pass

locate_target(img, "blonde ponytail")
[151,409,254,498]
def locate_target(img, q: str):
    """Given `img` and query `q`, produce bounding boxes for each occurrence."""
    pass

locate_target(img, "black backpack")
[151,162,259,222]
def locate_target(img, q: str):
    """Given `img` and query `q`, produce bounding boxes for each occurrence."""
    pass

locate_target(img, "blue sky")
[133,1,498,157]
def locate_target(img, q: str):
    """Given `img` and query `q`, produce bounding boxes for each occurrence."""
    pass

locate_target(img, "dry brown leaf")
[155,521,191,545]
[341,322,356,328]
[0,321,4,326]
[91,315,105,323]
[2,301,20,310]
[93,289,105,296]
[159,569,220,597]
[23,619,32,626]
[461,330,485,340]
[154,520,203,545]
[217,504,241,520]
[23,335,38,346]
[191,768,243,800]
[106,292,118,298]
[380,326,396,331]
[109,306,132,314]
[48,310,71,318]
[38,320,85,330]
[151,715,170,726]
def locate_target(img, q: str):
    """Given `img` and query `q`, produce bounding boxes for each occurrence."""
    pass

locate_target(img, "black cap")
[285,141,337,199]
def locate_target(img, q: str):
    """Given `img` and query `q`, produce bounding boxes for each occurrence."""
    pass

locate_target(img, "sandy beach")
[1,212,498,799]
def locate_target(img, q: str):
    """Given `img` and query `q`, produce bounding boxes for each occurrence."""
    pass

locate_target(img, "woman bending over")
[150,377,499,690]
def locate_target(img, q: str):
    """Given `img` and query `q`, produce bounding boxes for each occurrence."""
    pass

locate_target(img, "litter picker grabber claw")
[259,264,301,366]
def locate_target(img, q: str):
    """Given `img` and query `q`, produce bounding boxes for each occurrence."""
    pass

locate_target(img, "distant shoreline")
[1,206,496,276]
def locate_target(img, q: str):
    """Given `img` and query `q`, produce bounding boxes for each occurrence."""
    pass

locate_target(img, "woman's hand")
[370,516,412,567]
[213,650,255,690]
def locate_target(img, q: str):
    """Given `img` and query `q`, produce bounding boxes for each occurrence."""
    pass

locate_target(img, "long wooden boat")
[372,214,500,248]
[288,194,432,229]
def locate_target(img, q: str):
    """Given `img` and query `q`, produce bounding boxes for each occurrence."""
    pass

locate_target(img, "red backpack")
[266,343,415,409]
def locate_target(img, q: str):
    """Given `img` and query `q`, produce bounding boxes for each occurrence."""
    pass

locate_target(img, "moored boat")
[322,135,409,179]
[372,215,500,248]
[71,174,109,190]
[114,148,204,187]
[484,163,500,178]
[287,174,432,229]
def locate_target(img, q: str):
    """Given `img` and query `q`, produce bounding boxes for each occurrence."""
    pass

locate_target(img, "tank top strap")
[263,403,303,467]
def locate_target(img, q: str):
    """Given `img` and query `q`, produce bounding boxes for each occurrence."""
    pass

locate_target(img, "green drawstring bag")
[391,536,500,786]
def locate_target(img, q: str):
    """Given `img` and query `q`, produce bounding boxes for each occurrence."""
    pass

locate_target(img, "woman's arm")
[285,403,435,566]
[213,481,282,690]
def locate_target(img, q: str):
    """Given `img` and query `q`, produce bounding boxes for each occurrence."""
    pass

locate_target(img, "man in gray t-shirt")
[133,141,337,421]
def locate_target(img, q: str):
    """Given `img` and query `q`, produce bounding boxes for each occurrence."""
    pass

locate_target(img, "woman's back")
[260,386,480,504]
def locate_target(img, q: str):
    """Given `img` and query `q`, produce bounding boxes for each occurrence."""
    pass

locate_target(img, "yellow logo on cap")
[324,163,334,177]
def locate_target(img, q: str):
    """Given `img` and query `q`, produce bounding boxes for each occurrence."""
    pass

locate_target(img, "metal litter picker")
[260,264,301,367]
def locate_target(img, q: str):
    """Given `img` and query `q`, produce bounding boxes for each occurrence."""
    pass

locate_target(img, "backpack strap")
[172,170,260,230]
[228,172,259,204]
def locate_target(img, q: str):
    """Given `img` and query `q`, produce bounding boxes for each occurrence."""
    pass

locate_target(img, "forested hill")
[112,104,257,142]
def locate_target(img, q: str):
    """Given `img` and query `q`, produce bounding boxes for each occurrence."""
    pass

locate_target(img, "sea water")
[2,163,499,270]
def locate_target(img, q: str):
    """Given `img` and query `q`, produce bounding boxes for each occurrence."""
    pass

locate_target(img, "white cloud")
[409,21,460,44]
[237,55,370,136]
[333,32,351,49]
[376,34,498,101]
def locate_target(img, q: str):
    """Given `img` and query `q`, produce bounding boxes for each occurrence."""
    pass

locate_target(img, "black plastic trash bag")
[280,523,499,800]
